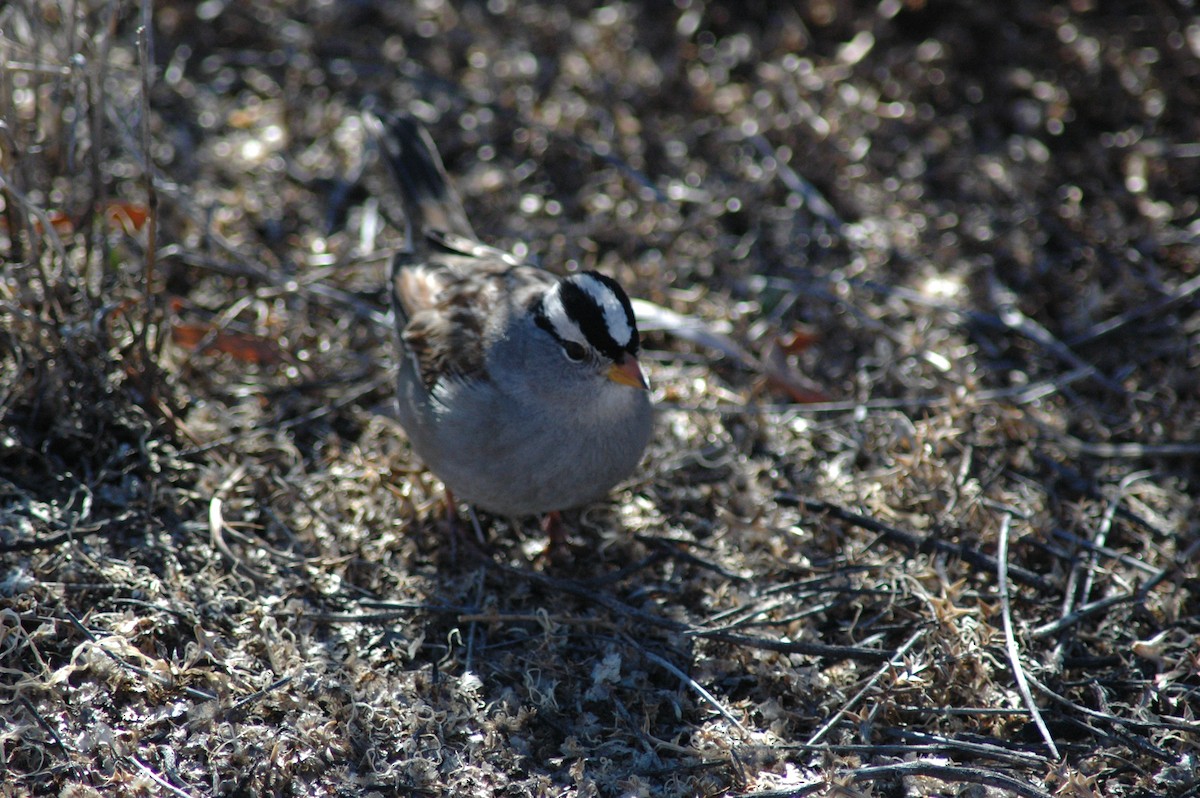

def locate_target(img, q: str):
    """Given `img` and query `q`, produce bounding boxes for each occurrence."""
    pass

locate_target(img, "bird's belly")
[413,392,651,517]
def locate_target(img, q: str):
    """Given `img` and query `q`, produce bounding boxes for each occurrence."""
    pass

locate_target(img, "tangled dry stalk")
[2,1,1198,796]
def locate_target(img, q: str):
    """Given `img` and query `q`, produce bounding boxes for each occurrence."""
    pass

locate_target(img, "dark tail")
[372,112,477,244]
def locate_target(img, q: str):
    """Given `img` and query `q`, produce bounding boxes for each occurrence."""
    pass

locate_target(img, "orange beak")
[607,356,648,390]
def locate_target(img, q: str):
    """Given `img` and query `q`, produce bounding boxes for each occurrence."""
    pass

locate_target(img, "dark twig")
[986,275,1126,395]
[136,0,160,398]
[1067,272,1200,347]
[1055,437,1200,458]
[227,676,295,715]
[738,760,1054,798]
[0,513,136,553]
[633,641,750,737]
[483,561,888,662]
[690,628,887,661]
[634,534,750,582]
[1028,674,1200,738]
[60,609,218,704]
[767,730,1047,767]
[747,133,844,231]
[1032,592,1144,638]
[805,626,927,746]
[883,729,1049,767]
[782,496,1055,593]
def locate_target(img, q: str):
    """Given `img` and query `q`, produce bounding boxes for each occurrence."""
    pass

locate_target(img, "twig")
[0,513,134,553]
[464,567,486,673]
[60,609,218,704]
[805,626,926,746]
[575,551,670,588]
[1027,673,1200,737]
[747,133,844,231]
[19,695,74,762]
[1022,676,1190,763]
[208,466,269,584]
[986,275,1126,395]
[783,496,1055,593]
[86,0,121,278]
[633,534,750,582]
[997,513,1061,760]
[883,729,1048,766]
[1068,272,1200,347]
[176,371,391,459]
[483,561,888,662]
[1055,438,1200,458]
[635,644,750,738]
[0,167,70,266]
[1031,592,1143,638]
[611,693,668,764]
[768,731,1047,767]
[456,612,615,626]
[1030,454,1176,543]
[738,760,1055,798]
[1049,473,1142,661]
[227,675,294,714]
[136,0,160,395]
[131,755,198,798]
[690,628,887,661]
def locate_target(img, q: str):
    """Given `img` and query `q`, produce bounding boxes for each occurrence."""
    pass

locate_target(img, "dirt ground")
[2,1,1199,796]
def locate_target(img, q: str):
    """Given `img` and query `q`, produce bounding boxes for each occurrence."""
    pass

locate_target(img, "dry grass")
[2,1,1198,796]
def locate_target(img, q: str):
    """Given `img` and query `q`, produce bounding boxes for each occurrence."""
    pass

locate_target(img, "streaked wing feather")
[395,253,552,389]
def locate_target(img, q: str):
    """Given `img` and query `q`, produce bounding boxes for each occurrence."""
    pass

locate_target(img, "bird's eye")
[561,341,587,362]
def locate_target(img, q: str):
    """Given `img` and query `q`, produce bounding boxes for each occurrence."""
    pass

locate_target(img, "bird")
[368,112,654,541]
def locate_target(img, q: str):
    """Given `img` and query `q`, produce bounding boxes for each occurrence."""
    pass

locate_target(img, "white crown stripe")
[574,274,633,347]
[542,286,588,345]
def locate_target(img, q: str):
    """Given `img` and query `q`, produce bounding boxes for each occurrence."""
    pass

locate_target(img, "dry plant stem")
[768,739,1044,767]
[1049,527,1161,577]
[635,534,748,582]
[997,513,1061,761]
[87,0,121,277]
[1026,673,1199,738]
[61,608,218,704]
[464,567,486,673]
[988,275,1126,396]
[0,167,70,267]
[881,729,1048,766]
[786,496,1055,592]
[634,642,751,738]
[131,755,197,798]
[747,133,843,230]
[1034,533,1178,639]
[804,626,927,747]
[208,465,269,584]
[1056,438,1200,458]
[1068,271,1200,346]
[1032,593,1142,639]
[0,511,135,553]
[1050,477,1125,663]
[137,0,161,391]
[741,760,1057,798]
[486,561,888,662]
[19,696,72,760]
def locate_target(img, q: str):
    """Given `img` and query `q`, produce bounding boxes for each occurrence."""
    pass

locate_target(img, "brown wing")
[394,254,554,389]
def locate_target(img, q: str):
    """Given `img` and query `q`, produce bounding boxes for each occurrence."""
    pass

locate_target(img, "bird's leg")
[440,487,490,561]
[540,510,567,559]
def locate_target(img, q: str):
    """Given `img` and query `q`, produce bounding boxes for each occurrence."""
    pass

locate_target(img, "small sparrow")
[369,112,654,531]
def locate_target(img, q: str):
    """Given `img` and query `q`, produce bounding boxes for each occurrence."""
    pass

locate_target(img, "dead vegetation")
[2,1,1198,795]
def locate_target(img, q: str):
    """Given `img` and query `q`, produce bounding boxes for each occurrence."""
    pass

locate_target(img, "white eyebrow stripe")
[541,286,587,345]
[575,274,633,347]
